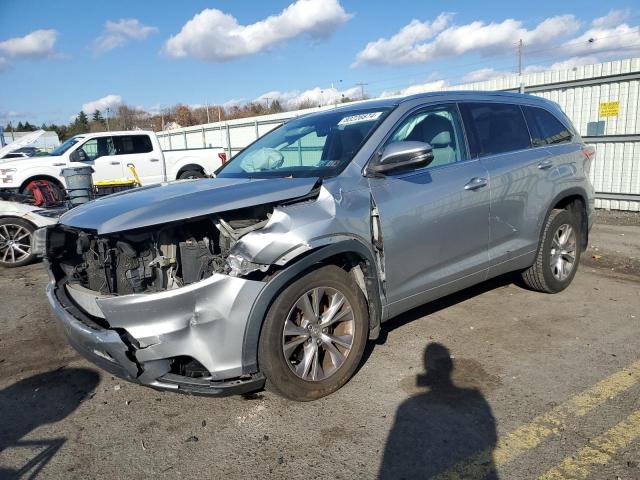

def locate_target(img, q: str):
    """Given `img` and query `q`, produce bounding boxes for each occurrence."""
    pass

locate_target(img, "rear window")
[115,135,153,154]
[522,106,572,146]
[460,103,531,157]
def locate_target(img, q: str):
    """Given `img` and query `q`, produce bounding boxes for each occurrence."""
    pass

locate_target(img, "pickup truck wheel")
[258,265,369,401]
[0,218,36,268]
[20,180,64,206]
[521,208,581,293]
[178,170,205,180]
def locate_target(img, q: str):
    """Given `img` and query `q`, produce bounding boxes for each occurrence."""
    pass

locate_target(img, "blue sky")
[0,0,639,125]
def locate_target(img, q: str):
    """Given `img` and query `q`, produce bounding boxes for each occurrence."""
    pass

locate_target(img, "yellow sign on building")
[599,101,620,117]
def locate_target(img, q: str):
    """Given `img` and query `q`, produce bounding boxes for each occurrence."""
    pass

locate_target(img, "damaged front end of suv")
[43,103,393,399]
[43,175,380,396]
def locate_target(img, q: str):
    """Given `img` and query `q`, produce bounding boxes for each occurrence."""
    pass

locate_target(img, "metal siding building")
[158,57,640,211]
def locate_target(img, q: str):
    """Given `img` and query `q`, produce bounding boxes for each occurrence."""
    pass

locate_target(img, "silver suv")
[42,92,595,401]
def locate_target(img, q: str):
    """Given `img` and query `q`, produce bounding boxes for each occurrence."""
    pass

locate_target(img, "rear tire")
[521,208,581,293]
[0,218,36,268]
[178,170,205,180]
[258,265,369,401]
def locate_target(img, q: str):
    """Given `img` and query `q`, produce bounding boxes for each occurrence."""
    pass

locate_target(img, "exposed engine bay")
[47,204,273,295]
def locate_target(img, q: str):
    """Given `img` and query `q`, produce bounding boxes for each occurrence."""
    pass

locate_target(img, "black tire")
[178,170,205,180]
[521,208,581,293]
[0,218,36,268]
[258,265,369,401]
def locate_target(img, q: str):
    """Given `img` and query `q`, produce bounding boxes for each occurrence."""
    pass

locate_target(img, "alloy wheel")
[0,223,32,264]
[549,223,576,281]
[282,287,355,382]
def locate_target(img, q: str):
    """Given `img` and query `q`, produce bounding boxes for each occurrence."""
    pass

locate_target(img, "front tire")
[521,208,581,293]
[0,218,36,268]
[178,170,205,180]
[258,265,369,401]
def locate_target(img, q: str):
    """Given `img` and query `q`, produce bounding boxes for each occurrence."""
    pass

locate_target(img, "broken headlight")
[32,227,48,258]
[226,253,268,277]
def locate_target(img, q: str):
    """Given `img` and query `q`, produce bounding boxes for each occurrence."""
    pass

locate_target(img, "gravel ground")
[0,215,639,479]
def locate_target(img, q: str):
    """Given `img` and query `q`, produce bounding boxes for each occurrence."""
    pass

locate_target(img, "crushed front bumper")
[46,270,266,396]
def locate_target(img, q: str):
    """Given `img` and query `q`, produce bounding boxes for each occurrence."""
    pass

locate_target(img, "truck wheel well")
[553,194,588,250]
[176,164,205,179]
[19,176,65,193]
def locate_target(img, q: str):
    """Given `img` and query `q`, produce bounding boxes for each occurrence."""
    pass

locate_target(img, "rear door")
[367,103,490,315]
[114,134,163,185]
[459,102,548,273]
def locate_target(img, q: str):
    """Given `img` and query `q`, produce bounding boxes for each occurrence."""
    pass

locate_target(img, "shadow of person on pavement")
[0,368,100,479]
[379,343,498,479]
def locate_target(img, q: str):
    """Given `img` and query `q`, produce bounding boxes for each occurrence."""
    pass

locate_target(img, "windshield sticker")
[337,112,383,126]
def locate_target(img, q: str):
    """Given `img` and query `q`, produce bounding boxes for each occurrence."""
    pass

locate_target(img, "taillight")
[218,152,227,164]
[581,145,595,175]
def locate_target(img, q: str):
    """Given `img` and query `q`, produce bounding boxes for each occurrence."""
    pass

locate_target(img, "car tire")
[0,218,36,268]
[258,265,369,401]
[21,180,64,205]
[521,208,581,293]
[178,170,205,180]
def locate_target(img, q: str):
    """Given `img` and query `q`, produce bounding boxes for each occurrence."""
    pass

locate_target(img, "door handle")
[149,158,160,162]
[464,177,488,190]
[53,163,66,166]
[538,159,554,170]
[110,161,120,165]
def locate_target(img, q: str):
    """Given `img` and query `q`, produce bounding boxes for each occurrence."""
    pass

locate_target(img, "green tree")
[92,109,105,125]
[269,99,284,113]
[16,121,24,130]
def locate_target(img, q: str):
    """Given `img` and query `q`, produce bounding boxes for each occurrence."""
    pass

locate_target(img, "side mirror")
[69,150,85,162]
[368,141,434,175]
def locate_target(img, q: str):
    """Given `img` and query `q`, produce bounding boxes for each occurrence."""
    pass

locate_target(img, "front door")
[75,136,124,182]
[367,103,491,316]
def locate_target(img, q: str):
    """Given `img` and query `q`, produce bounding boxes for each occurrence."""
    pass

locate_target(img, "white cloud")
[353,13,452,67]
[81,94,123,114]
[354,14,579,67]
[0,29,59,59]
[255,85,362,109]
[164,0,352,61]
[559,22,640,59]
[462,68,514,82]
[0,57,9,72]
[380,80,448,98]
[591,9,630,29]
[93,18,158,54]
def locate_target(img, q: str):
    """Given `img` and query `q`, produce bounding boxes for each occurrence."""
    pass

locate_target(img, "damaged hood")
[60,176,319,234]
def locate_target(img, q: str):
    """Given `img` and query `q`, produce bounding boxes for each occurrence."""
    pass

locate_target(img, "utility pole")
[263,97,272,109]
[517,39,524,94]
[517,39,523,75]
[205,102,211,123]
[105,108,110,132]
[356,82,368,99]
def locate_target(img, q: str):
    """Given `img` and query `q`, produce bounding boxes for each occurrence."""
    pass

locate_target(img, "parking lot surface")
[1,216,639,479]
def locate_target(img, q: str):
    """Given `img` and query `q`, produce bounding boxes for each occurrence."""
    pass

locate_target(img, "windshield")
[49,136,82,156]
[216,107,391,179]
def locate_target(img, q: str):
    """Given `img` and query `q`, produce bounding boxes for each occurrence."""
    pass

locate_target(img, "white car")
[0,131,223,200]
[0,200,63,267]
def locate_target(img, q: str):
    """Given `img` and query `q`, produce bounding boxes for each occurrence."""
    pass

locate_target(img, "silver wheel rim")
[549,223,576,281]
[0,224,32,264]
[282,287,355,382]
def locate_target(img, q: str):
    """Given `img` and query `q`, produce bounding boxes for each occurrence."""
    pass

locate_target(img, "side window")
[460,103,531,157]
[115,135,153,154]
[386,104,465,168]
[78,137,115,161]
[523,106,572,146]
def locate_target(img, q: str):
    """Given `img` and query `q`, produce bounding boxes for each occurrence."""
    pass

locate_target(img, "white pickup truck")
[0,130,224,198]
